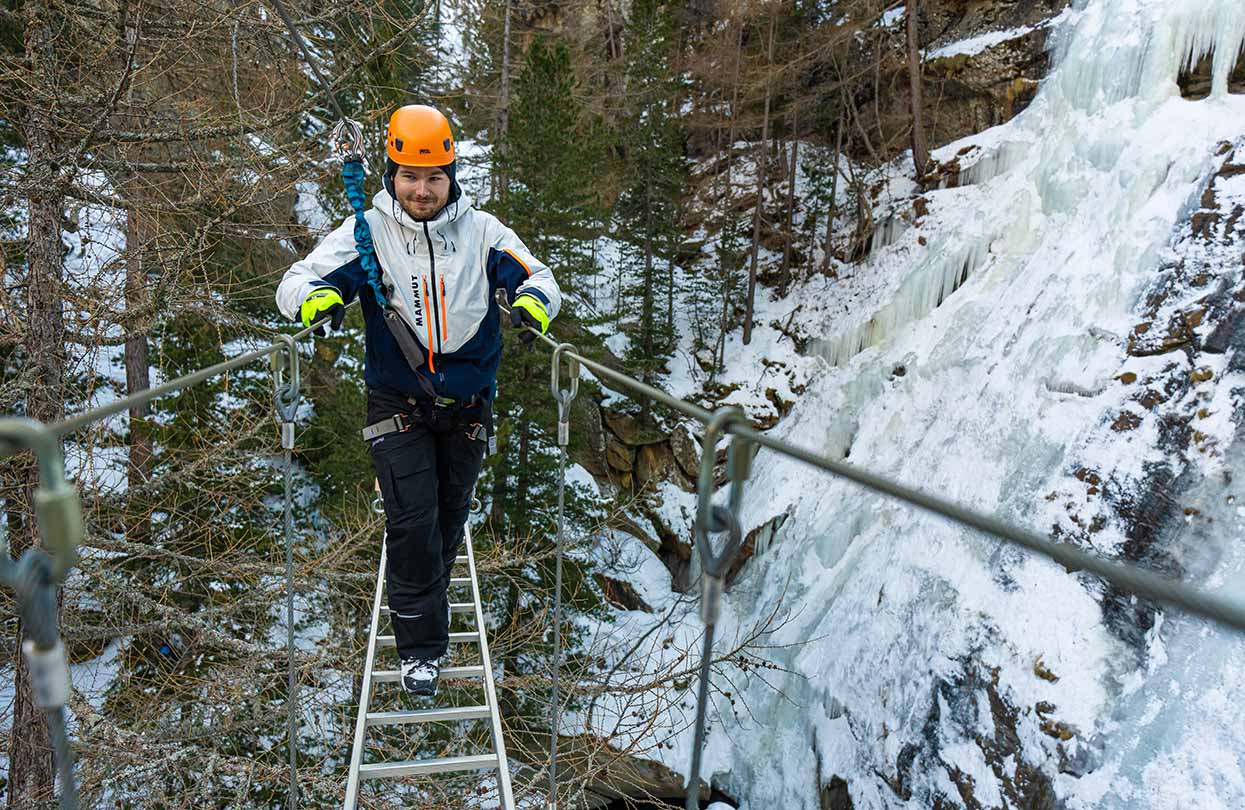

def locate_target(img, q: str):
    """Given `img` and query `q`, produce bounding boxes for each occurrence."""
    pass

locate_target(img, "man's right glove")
[300,288,346,336]
[509,294,550,345]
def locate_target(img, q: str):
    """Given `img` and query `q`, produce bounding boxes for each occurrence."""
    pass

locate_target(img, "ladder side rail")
[465,525,515,809]
[344,543,390,809]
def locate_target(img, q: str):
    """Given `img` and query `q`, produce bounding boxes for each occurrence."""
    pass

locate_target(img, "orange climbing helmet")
[386,105,456,167]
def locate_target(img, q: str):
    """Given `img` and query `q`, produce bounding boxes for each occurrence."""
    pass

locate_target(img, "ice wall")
[684,2,1245,808]
[814,0,1245,371]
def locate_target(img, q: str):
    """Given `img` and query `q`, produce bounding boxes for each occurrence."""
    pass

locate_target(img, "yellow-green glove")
[301,288,345,336]
[510,294,549,344]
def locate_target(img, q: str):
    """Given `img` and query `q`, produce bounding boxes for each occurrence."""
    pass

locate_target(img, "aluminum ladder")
[343,524,515,808]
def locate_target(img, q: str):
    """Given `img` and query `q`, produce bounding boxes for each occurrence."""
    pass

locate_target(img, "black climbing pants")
[366,387,488,661]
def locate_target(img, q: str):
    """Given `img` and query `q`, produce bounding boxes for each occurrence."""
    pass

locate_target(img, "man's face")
[392,165,450,221]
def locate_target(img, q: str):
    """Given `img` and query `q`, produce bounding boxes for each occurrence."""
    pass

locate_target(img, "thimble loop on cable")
[550,343,580,448]
[693,407,752,580]
[271,335,300,450]
[0,418,82,583]
[330,118,366,163]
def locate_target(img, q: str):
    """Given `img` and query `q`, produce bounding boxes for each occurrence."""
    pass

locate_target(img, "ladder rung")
[359,753,498,780]
[365,705,491,726]
[376,632,479,648]
[385,576,471,591]
[372,665,486,683]
[384,603,473,615]
[455,554,468,564]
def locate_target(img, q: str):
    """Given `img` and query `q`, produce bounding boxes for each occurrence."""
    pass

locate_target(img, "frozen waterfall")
[683,2,1245,809]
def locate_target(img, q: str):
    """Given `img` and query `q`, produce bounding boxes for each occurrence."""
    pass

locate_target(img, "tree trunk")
[821,114,844,274]
[10,2,65,804]
[125,203,152,544]
[640,184,655,423]
[781,108,799,283]
[724,22,743,193]
[494,0,513,199]
[603,0,620,63]
[743,11,776,346]
[907,0,930,181]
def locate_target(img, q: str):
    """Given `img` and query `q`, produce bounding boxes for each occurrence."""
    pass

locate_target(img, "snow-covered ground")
[589,1,1245,807]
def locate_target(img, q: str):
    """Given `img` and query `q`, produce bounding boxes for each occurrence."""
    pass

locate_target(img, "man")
[276,105,561,696]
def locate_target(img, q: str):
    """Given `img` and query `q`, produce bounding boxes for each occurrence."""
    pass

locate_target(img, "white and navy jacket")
[276,189,561,401]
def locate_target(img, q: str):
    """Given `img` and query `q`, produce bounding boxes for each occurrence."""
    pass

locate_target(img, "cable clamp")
[22,639,70,709]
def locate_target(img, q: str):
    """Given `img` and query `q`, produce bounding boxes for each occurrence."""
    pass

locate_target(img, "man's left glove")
[300,288,346,336]
[510,294,550,345]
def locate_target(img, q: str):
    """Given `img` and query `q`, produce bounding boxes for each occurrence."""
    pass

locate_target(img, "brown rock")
[602,410,666,446]
[636,443,677,487]
[670,424,702,479]
[594,574,652,612]
[606,438,634,472]
[570,398,610,477]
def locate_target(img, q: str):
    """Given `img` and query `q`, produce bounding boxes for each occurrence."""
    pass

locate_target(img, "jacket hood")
[373,187,474,233]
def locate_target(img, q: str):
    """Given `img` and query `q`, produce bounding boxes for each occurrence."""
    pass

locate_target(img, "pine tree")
[615,0,686,406]
[495,34,606,284]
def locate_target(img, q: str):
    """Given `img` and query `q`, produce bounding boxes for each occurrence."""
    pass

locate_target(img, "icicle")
[815,238,995,368]
[958,140,1030,188]
[1168,0,1245,98]
[870,215,910,255]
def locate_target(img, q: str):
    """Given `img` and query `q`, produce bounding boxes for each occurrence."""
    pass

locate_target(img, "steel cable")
[547,344,579,809]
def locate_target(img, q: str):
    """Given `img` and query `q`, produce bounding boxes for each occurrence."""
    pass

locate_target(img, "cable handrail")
[0,304,350,810]
[50,315,332,439]
[515,317,1245,632]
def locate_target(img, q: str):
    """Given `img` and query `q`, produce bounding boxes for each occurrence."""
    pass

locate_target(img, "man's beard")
[400,198,441,221]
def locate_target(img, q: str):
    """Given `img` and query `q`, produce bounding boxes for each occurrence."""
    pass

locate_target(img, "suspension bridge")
[6,287,1245,809]
[6,1,1245,808]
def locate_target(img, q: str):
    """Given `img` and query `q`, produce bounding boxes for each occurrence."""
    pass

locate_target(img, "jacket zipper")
[420,278,437,373]
[439,277,449,343]
[423,223,444,367]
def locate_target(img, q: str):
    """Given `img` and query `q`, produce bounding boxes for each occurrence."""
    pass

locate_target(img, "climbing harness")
[547,342,580,809]
[359,393,489,444]
[343,520,514,809]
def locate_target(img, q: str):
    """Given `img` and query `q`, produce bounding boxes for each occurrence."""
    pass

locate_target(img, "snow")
[598,1,1245,807]
[878,6,906,29]
[923,7,1077,63]
[925,25,1038,61]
